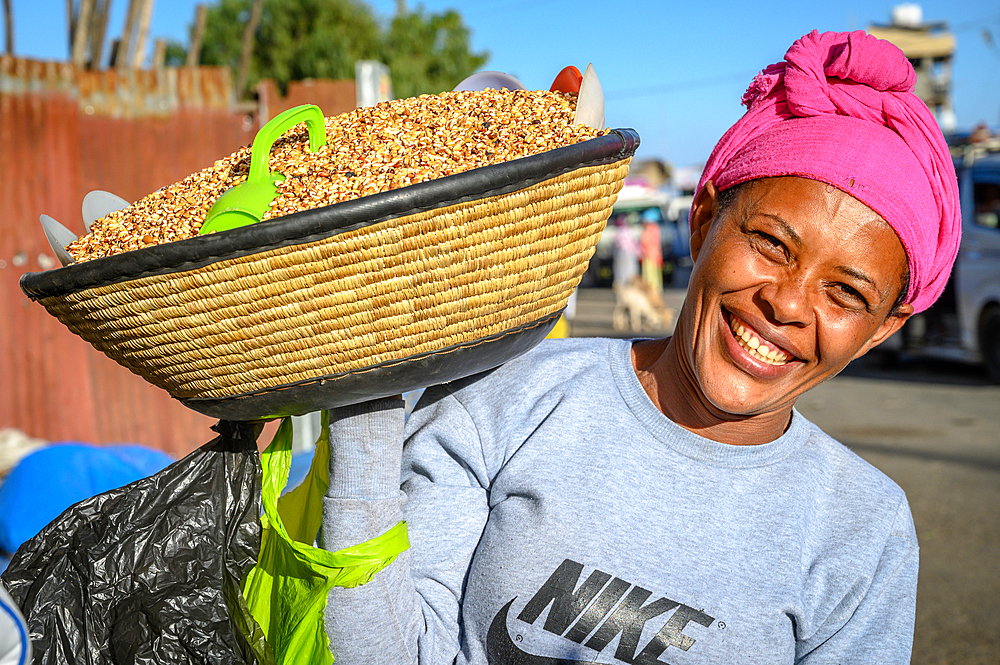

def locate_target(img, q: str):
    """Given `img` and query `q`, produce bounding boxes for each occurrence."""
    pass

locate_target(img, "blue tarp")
[286,448,314,493]
[0,443,175,556]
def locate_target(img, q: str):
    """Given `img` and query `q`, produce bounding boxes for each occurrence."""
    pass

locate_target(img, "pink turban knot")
[696,30,961,313]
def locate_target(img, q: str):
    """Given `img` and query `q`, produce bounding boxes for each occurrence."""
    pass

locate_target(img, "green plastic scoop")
[200,104,328,234]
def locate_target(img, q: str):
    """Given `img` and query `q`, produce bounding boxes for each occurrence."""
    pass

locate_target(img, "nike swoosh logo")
[486,598,612,665]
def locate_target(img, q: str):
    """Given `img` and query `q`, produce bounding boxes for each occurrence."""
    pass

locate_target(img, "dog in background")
[612,277,675,333]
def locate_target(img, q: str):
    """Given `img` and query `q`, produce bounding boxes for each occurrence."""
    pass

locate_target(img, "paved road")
[569,287,1000,664]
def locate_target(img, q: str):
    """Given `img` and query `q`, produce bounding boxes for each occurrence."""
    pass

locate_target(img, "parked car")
[880,135,1000,381]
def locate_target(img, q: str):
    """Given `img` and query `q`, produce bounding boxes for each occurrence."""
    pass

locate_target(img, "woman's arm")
[322,387,492,664]
[322,397,421,663]
[795,499,919,664]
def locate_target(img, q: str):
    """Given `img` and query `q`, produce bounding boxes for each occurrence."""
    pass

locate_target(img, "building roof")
[867,26,955,59]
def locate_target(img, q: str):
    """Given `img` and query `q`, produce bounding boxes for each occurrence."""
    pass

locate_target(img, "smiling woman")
[634,176,916,442]
[317,30,962,665]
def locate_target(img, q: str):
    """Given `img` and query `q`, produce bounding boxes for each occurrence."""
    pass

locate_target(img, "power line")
[604,13,1000,103]
[458,0,567,17]
[605,71,757,102]
[951,13,1000,33]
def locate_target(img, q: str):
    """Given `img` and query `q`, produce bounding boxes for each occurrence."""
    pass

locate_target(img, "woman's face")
[677,176,913,418]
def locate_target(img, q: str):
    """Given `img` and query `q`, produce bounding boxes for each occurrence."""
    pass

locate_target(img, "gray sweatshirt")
[322,337,917,664]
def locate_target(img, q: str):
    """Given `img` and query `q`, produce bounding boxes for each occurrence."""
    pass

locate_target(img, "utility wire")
[951,13,1000,33]
[604,14,1000,102]
[454,0,567,16]
[605,71,758,102]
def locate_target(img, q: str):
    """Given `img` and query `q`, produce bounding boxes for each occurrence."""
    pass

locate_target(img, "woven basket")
[21,129,639,420]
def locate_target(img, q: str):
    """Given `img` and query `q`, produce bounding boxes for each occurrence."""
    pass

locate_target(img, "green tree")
[382,8,489,99]
[173,0,488,99]
[164,42,188,67]
[200,0,380,94]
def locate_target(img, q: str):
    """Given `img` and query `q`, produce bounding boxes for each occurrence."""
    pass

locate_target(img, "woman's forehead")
[735,177,897,238]
[729,177,909,288]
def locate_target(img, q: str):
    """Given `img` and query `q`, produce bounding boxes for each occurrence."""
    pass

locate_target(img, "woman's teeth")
[728,313,791,366]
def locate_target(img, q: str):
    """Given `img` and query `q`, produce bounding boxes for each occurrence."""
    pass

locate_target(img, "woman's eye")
[832,283,870,309]
[752,232,786,258]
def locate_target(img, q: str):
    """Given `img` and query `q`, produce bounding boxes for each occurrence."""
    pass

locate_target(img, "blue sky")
[10,0,1000,171]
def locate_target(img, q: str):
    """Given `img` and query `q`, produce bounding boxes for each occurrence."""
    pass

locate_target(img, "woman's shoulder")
[518,336,622,370]
[462,336,624,392]
[792,412,910,513]
[421,337,628,429]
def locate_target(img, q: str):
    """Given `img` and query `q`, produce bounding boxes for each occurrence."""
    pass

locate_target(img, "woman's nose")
[757,273,814,326]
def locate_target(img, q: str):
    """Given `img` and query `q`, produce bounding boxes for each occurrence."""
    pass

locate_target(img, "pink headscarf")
[696,30,961,313]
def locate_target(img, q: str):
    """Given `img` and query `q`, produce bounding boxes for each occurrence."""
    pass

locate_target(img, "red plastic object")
[550,66,583,94]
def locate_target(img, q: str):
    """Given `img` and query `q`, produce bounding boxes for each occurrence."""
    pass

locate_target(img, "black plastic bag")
[0,420,268,665]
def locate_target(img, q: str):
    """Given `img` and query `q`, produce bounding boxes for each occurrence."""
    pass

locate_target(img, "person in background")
[639,208,664,297]
[612,214,641,289]
[319,30,960,664]
[639,208,663,298]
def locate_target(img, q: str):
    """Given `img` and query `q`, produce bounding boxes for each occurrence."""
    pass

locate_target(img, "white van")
[882,137,1000,381]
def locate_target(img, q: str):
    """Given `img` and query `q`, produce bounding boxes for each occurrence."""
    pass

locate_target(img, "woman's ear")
[688,180,721,262]
[853,304,915,360]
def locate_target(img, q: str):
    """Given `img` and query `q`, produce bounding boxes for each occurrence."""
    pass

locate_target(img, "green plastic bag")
[242,414,409,664]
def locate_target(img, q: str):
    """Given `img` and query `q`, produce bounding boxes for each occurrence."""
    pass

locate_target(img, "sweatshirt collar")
[608,338,812,468]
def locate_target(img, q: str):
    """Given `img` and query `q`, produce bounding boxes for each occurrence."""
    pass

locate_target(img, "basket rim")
[21,128,639,300]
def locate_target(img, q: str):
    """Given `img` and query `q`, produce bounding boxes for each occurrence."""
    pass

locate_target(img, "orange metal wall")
[257,78,357,121]
[0,58,262,457]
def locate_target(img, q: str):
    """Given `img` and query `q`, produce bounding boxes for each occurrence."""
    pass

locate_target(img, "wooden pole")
[115,0,138,67]
[3,0,13,54]
[235,0,263,99]
[130,0,153,68]
[70,0,95,67]
[186,3,207,67]
[89,0,111,67]
[67,0,75,52]
[151,37,166,69]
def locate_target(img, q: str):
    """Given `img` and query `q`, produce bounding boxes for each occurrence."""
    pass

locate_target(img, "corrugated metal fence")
[1,57,354,457]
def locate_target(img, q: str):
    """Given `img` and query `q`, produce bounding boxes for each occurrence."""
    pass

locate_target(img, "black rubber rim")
[21,129,639,300]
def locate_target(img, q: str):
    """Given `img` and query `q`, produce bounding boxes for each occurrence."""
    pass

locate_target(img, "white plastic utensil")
[453,71,527,92]
[574,63,605,130]
[39,214,77,266]
[82,190,130,231]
